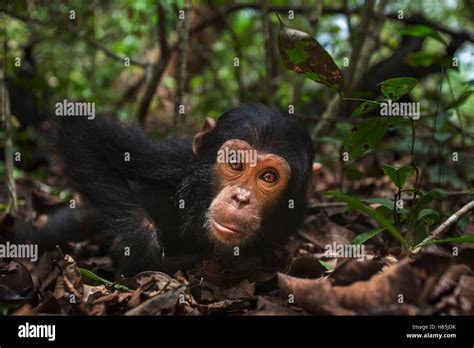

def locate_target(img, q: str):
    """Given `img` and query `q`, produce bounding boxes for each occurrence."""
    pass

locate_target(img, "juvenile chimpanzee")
[38,104,318,275]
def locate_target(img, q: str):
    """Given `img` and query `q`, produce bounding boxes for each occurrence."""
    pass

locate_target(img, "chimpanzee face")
[206,139,291,248]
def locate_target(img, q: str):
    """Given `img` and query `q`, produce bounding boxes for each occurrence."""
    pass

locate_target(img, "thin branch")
[222,20,244,102]
[1,23,18,214]
[446,72,465,147]
[412,200,474,254]
[158,2,169,60]
[261,0,274,105]
[173,0,190,133]
[136,2,171,126]
[114,74,145,109]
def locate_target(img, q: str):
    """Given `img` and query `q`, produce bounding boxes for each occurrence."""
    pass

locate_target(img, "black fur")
[50,103,314,275]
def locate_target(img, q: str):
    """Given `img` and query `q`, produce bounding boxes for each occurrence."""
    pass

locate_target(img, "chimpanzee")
[21,103,318,275]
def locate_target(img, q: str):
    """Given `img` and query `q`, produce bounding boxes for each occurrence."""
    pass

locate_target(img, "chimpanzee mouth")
[211,218,242,235]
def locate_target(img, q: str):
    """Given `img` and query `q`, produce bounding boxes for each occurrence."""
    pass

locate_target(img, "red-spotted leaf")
[351,100,381,117]
[341,117,405,161]
[277,17,345,95]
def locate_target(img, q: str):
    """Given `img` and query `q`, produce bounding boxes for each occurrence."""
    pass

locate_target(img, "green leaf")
[415,235,474,249]
[444,90,474,110]
[382,164,414,190]
[319,259,334,271]
[378,77,418,100]
[433,132,454,144]
[79,268,130,291]
[326,191,409,250]
[375,206,395,220]
[351,100,380,117]
[417,208,440,221]
[407,189,447,228]
[366,197,395,209]
[416,208,440,226]
[341,117,405,161]
[406,51,441,68]
[399,25,447,45]
[351,227,385,245]
[346,166,362,181]
[277,16,345,94]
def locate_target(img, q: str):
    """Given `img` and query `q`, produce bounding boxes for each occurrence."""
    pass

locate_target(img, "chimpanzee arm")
[56,116,192,186]
[56,117,172,274]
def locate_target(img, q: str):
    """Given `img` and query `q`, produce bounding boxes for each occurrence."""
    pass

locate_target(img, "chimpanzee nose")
[232,187,251,207]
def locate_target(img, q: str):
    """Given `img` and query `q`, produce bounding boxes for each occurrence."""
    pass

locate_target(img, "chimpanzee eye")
[229,161,243,171]
[260,170,278,183]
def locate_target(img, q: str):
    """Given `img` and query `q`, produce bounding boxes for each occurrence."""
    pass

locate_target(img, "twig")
[409,118,421,202]
[173,0,190,133]
[446,72,465,147]
[1,23,17,214]
[114,74,145,109]
[261,0,274,106]
[228,25,244,102]
[412,200,474,254]
[136,2,171,126]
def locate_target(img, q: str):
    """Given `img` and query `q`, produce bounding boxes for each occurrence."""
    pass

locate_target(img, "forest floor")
[1,164,474,316]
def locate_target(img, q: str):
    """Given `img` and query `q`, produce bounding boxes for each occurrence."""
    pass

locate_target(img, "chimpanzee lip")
[211,219,241,235]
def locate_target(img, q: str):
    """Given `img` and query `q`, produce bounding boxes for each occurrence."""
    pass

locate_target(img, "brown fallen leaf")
[0,260,34,299]
[86,302,106,316]
[13,293,62,315]
[333,259,421,311]
[278,273,354,315]
[54,255,83,304]
[298,212,355,250]
[29,253,54,288]
[286,256,327,279]
[330,258,385,286]
[454,275,474,314]
[430,264,472,301]
[83,284,111,303]
[125,286,184,316]
[199,299,250,315]
[222,279,255,300]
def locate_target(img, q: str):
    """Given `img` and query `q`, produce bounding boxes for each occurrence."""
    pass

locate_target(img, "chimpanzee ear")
[192,117,216,155]
[307,162,322,199]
